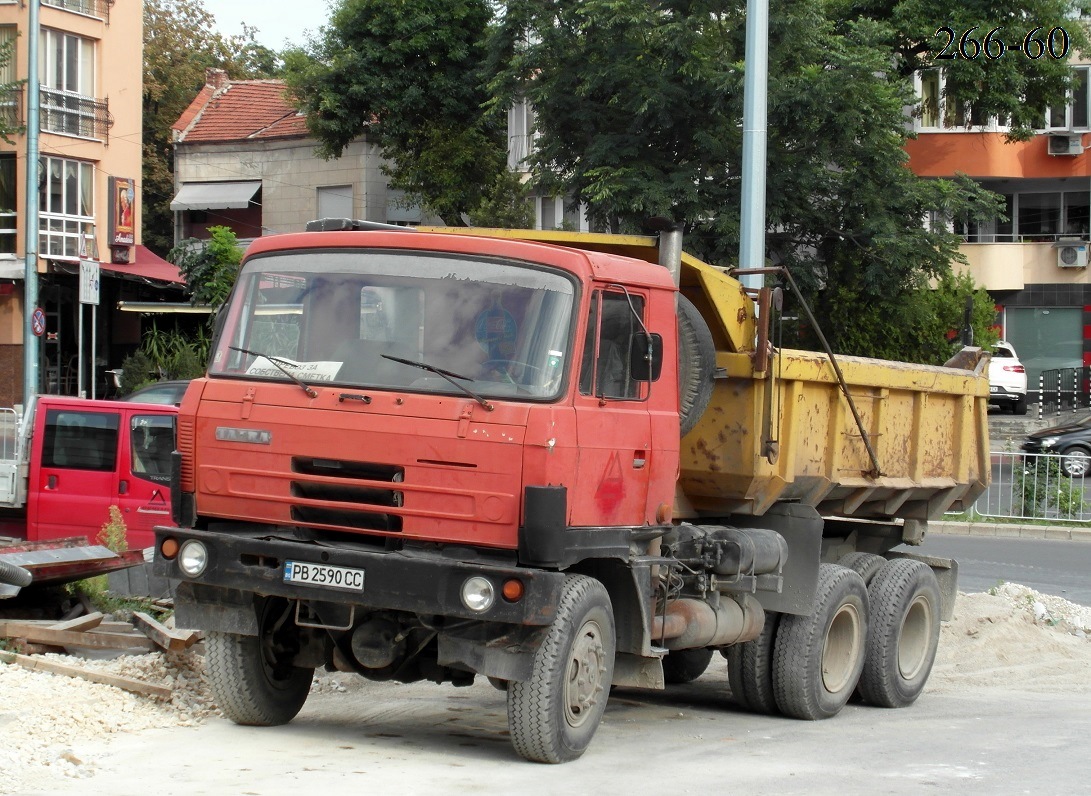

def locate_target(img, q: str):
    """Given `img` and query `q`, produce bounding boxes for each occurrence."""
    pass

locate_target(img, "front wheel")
[206,598,314,726]
[773,564,868,720]
[508,575,615,763]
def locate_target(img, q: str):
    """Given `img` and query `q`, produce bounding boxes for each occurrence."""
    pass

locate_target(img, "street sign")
[79,260,100,306]
[31,307,45,337]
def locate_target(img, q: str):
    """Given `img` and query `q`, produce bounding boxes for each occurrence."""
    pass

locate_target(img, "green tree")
[282,0,517,225]
[491,0,1083,360]
[169,226,244,310]
[143,0,281,255]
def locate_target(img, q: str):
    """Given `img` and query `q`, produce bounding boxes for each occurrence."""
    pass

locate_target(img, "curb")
[930,521,1091,542]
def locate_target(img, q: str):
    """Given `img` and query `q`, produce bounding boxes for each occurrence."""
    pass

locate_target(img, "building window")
[508,98,537,170]
[39,28,99,138]
[0,154,14,253]
[317,185,352,220]
[1045,67,1090,130]
[39,156,94,259]
[916,69,1001,131]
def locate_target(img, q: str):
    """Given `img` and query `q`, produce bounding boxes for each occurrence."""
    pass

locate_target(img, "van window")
[131,414,175,483]
[42,409,119,471]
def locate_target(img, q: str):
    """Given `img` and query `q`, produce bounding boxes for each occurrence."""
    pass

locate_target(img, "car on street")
[1021,412,1091,477]
[120,380,190,406]
[989,341,1028,415]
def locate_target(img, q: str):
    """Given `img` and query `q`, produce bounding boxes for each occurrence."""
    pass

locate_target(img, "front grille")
[178,417,196,491]
[290,457,405,532]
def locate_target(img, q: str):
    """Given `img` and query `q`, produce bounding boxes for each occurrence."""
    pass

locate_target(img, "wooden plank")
[0,650,171,698]
[132,611,202,652]
[0,622,156,652]
[51,612,105,632]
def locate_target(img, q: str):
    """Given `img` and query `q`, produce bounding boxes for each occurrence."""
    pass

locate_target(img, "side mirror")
[630,333,663,381]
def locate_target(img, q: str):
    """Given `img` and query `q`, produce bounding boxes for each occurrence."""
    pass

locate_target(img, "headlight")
[460,576,496,613]
[177,540,208,577]
[1039,437,1060,448]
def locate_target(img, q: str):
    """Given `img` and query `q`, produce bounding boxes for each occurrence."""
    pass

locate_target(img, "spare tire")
[677,294,715,437]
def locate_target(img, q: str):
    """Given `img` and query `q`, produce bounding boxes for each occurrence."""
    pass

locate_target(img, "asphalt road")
[900,533,1091,606]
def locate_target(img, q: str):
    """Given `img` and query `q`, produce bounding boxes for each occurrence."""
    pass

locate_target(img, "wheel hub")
[565,620,607,727]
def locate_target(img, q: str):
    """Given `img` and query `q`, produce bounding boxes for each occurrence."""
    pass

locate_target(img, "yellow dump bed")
[420,226,991,523]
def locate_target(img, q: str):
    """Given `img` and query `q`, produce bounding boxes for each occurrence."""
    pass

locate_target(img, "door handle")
[119,479,129,495]
[46,474,57,490]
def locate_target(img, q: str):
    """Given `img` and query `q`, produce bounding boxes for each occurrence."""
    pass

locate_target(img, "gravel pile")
[1,584,1089,789]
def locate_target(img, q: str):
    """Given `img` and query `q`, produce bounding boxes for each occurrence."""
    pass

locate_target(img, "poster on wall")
[109,176,136,246]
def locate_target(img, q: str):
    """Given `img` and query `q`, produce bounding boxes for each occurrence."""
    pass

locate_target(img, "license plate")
[283,560,365,592]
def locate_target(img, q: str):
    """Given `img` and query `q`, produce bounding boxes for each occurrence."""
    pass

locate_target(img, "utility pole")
[737,0,769,291]
[22,0,40,406]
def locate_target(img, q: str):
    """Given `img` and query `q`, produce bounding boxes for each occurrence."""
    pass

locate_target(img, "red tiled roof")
[174,80,309,143]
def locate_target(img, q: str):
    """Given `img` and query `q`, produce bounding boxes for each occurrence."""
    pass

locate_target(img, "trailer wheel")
[727,611,780,714]
[678,294,715,437]
[857,559,941,709]
[206,598,314,726]
[662,648,715,685]
[773,564,868,720]
[508,575,615,763]
[837,552,886,586]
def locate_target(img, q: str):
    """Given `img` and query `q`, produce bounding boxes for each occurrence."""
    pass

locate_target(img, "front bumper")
[153,527,565,627]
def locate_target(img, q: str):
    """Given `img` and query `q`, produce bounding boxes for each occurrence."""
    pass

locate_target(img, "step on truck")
[153,222,989,763]
[1,395,178,593]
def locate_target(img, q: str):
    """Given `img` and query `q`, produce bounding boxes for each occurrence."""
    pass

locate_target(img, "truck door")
[30,406,123,544]
[572,289,652,526]
[115,411,175,549]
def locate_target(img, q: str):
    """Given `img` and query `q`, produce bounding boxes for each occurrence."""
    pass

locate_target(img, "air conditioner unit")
[1056,242,1088,268]
[1048,133,1084,156]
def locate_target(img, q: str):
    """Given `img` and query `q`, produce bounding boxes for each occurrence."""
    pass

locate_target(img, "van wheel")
[727,611,780,714]
[206,598,314,726]
[857,559,941,708]
[508,575,615,763]
[773,564,868,720]
[678,295,715,437]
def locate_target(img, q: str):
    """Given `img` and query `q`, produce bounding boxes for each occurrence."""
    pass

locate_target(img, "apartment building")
[0,0,183,407]
[906,61,1091,387]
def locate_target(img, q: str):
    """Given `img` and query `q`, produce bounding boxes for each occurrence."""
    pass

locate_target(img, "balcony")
[0,87,22,129]
[957,241,1091,290]
[42,0,113,22]
[40,88,112,142]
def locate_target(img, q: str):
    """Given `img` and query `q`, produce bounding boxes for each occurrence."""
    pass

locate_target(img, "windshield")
[209,249,577,400]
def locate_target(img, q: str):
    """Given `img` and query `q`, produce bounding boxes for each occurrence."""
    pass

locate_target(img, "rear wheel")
[662,648,715,685]
[206,598,314,726]
[1061,446,1091,478]
[837,552,885,586]
[773,564,868,720]
[857,559,941,708]
[508,575,615,763]
[727,611,780,714]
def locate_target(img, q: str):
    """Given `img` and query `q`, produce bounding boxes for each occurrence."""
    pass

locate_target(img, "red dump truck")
[0,395,177,591]
[154,222,989,762]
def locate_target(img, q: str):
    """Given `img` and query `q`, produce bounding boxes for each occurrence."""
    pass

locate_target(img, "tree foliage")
[0,37,23,144]
[169,226,244,310]
[282,0,518,225]
[143,0,281,254]
[490,0,1082,359]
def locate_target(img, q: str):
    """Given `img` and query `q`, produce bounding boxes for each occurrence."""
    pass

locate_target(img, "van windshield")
[209,249,577,400]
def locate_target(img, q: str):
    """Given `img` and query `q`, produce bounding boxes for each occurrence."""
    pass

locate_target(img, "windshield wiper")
[381,354,493,411]
[230,346,318,398]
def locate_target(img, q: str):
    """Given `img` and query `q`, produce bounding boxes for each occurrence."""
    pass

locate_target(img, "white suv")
[989,341,1028,415]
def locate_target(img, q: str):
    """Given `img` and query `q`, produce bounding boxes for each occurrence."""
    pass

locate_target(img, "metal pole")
[77,302,84,397]
[91,305,97,399]
[22,0,40,405]
[737,0,769,290]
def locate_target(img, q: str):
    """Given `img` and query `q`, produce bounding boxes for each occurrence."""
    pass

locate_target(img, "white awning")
[170,181,261,211]
[0,259,24,279]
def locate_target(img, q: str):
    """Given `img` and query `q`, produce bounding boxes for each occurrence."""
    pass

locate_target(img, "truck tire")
[837,552,885,586]
[206,599,314,726]
[857,559,941,709]
[0,559,32,588]
[727,611,780,714]
[508,574,615,763]
[662,647,715,685]
[678,294,715,437]
[773,564,868,720]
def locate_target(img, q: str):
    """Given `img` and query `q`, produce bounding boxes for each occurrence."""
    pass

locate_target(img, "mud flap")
[889,550,959,621]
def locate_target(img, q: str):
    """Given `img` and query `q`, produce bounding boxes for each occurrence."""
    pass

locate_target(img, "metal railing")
[1035,366,1091,419]
[40,88,111,142]
[973,451,1090,523]
[42,0,112,22]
